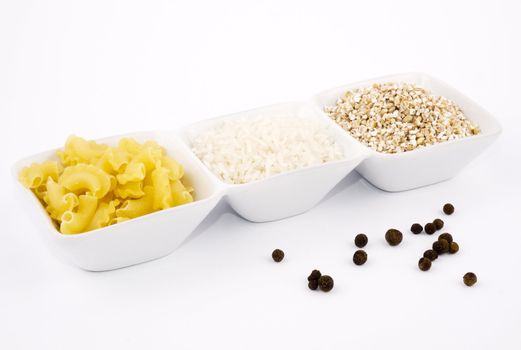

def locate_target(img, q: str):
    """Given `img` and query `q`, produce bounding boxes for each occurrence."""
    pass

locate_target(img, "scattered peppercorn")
[308,279,319,290]
[418,257,432,271]
[307,269,321,282]
[354,233,368,248]
[433,218,444,230]
[318,275,334,292]
[425,223,436,235]
[449,242,459,254]
[353,250,368,265]
[423,249,438,261]
[443,203,455,215]
[433,239,450,254]
[411,223,423,234]
[272,249,284,262]
[463,272,477,287]
[438,233,453,244]
[385,229,403,246]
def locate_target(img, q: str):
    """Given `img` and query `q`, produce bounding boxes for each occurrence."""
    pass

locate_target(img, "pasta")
[19,161,61,189]
[19,135,194,234]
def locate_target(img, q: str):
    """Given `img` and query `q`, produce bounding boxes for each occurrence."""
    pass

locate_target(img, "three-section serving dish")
[12,73,501,271]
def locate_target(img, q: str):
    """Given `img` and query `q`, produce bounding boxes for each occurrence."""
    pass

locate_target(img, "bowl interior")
[312,72,502,152]
[177,101,369,186]
[11,131,224,236]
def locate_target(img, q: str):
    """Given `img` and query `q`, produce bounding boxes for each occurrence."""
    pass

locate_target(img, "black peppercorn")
[385,229,403,246]
[354,233,368,248]
[443,203,455,215]
[418,257,432,271]
[425,223,436,235]
[272,249,284,262]
[353,250,368,265]
[410,223,423,234]
[463,272,477,286]
[307,269,321,282]
[438,233,453,244]
[433,218,444,230]
[432,239,450,254]
[318,275,334,292]
[423,249,438,261]
[308,279,319,290]
[449,242,459,254]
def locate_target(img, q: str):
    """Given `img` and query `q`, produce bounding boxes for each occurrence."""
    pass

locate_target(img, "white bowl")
[178,101,367,222]
[12,73,500,270]
[12,132,223,271]
[312,72,502,191]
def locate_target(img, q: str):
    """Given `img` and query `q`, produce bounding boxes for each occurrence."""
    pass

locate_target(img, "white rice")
[190,116,344,184]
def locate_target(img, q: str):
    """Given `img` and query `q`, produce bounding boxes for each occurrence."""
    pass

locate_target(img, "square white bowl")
[178,101,368,222]
[12,131,223,271]
[311,73,502,191]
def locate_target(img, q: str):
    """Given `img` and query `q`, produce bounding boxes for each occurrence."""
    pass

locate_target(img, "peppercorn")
[438,233,453,244]
[354,233,368,248]
[385,229,403,246]
[307,269,321,282]
[433,218,444,230]
[443,203,455,215]
[353,250,368,265]
[449,242,459,254]
[463,272,477,287]
[318,275,334,292]
[272,249,284,262]
[410,223,423,234]
[418,257,432,271]
[308,279,319,290]
[432,239,450,254]
[425,223,436,235]
[423,249,438,261]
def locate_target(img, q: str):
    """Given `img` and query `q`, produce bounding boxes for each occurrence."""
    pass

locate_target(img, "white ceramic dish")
[12,73,501,271]
[312,73,502,191]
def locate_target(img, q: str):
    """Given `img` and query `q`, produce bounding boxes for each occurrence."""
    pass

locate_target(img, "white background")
[1,0,521,349]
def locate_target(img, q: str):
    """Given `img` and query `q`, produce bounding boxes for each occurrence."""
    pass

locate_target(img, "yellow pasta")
[161,156,184,180]
[133,141,164,173]
[170,179,194,206]
[60,164,114,199]
[114,180,144,199]
[60,194,98,234]
[96,148,130,174]
[44,178,79,220]
[19,136,195,234]
[116,162,146,184]
[57,135,107,166]
[118,138,142,156]
[19,161,61,189]
[85,199,118,231]
[151,167,174,210]
[115,186,155,219]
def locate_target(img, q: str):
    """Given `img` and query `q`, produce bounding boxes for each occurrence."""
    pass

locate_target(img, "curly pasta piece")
[170,179,194,206]
[44,178,79,220]
[57,135,107,166]
[117,138,142,156]
[133,141,164,173]
[151,167,174,210]
[60,194,98,234]
[96,148,130,174]
[60,164,114,198]
[115,186,154,219]
[19,161,61,189]
[116,162,146,184]
[161,156,184,180]
[85,199,118,231]
[114,180,144,199]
